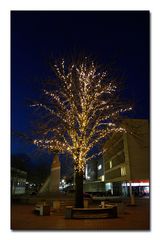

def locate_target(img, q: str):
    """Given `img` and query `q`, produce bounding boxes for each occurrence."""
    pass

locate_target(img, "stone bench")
[100,201,125,215]
[65,205,117,219]
[34,203,50,216]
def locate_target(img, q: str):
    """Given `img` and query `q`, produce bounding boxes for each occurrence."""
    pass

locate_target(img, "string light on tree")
[31,57,132,207]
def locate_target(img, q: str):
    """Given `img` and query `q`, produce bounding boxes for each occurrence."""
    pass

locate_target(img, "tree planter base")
[65,206,118,219]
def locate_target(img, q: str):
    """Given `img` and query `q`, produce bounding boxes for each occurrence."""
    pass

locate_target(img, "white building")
[103,119,149,196]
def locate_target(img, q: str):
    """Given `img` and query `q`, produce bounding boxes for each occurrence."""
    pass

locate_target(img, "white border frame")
[0,1,159,240]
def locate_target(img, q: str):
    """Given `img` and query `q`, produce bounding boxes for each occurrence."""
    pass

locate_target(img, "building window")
[121,166,126,176]
[109,161,112,168]
[101,175,104,181]
[98,164,102,170]
[85,164,89,179]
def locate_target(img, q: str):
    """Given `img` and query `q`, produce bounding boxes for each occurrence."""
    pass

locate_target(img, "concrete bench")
[65,205,117,219]
[99,201,125,215]
[34,203,50,216]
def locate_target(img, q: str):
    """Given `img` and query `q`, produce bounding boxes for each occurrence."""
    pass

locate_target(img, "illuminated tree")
[31,57,132,207]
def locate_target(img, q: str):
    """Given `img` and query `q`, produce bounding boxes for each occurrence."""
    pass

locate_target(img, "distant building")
[103,119,149,196]
[97,158,104,182]
[11,167,27,195]
[85,159,97,181]
[84,158,105,193]
[85,158,104,182]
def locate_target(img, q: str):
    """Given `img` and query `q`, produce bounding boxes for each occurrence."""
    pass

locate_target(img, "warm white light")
[109,161,112,168]
[101,175,105,181]
[121,166,126,176]
[31,58,132,173]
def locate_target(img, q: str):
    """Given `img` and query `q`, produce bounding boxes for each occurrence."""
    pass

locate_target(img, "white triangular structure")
[39,155,60,194]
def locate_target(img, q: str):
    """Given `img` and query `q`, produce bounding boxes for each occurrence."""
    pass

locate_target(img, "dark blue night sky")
[11,11,149,172]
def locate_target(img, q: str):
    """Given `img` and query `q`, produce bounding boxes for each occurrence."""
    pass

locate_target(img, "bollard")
[53,200,61,209]
[130,194,135,205]
[101,201,105,208]
[84,199,89,208]
[65,206,73,219]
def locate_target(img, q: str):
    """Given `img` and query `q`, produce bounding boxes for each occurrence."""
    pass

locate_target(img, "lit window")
[98,164,102,170]
[121,166,126,176]
[109,161,112,168]
[101,175,104,181]
[85,164,88,179]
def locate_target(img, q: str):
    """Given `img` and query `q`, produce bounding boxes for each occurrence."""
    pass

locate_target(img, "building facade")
[11,167,27,195]
[103,119,149,196]
[97,158,104,181]
[85,159,97,181]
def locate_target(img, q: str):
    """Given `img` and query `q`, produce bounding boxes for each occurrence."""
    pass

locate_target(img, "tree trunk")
[75,170,84,208]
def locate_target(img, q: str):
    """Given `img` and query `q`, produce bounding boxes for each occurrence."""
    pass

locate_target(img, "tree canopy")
[31,57,132,173]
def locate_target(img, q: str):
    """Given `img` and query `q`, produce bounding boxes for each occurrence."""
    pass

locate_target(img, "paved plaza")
[11,198,150,230]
